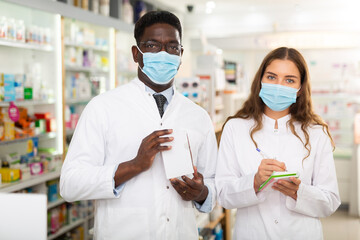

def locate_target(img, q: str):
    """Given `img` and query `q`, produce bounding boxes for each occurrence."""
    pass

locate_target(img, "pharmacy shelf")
[66,128,75,136]
[0,38,53,51]
[66,65,109,74]
[47,198,66,210]
[66,98,92,105]
[47,218,85,240]
[4,0,133,33]
[205,213,225,230]
[0,169,61,193]
[64,41,109,52]
[0,132,56,146]
[0,99,56,107]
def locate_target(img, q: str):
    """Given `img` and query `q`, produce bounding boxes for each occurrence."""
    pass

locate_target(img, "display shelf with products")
[47,218,85,240]
[4,0,134,32]
[63,17,115,149]
[0,168,61,193]
[0,99,56,107]
[0,38,53,51]
[0,132,56,146]
[48,197,66,210]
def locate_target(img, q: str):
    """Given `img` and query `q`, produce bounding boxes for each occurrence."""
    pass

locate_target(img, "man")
[60,11,217,239]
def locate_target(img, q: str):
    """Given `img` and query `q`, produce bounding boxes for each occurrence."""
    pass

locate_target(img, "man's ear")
[179,48,184,67]
[131,45,139,63]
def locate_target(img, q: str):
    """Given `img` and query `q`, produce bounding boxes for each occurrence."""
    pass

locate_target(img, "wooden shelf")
[0,170,61,193]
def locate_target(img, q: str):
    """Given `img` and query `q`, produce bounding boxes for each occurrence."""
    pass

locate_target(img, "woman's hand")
[272,177,301,200]
[254,159,286,192]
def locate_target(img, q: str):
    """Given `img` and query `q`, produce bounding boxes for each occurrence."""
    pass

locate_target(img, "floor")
[321,209,360,240]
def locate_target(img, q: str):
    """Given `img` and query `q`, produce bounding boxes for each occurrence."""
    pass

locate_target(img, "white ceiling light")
[206,1,216,9]
[206,1,216,14]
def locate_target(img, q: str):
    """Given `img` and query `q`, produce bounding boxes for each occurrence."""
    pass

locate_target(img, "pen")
[256,148,270,159]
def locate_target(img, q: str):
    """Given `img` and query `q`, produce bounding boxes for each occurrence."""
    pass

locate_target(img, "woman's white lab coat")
[216,114,340,240]
[60,78,218,240]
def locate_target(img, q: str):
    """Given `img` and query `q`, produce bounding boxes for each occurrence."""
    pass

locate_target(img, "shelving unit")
[0,99,56,107]
[0,132,56,146]
[65,65,109,74]
[0,170,60,193]
[48,198,66,210]
[0,38,54,51]
[47,218,85,240]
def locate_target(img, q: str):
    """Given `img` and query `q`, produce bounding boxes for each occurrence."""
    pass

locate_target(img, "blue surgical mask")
[137,46,181,85]
[259,82,300,111]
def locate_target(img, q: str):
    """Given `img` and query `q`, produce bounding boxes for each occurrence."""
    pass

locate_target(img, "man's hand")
[272,177,301,200]
[254,159,286,192]
[133,129,173,172]
[114,129,173,187]
[170,167,208,204]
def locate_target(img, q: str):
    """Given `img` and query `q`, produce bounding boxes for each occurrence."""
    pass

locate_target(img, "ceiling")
[154,0,360,41]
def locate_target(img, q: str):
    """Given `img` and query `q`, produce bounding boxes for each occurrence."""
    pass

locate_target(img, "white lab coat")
[216,114,340,240]
[60,78,218,240]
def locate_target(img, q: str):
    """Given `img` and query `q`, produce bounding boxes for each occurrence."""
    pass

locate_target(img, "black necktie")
[153,94,167,117]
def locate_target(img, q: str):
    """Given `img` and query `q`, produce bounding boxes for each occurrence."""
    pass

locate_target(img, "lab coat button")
[274,220,278,224]
[166,186,169,189]
[167,218,170,222]
[160,123,163,126]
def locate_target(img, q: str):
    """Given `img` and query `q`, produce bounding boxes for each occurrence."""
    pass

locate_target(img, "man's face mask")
[137,46,181,85]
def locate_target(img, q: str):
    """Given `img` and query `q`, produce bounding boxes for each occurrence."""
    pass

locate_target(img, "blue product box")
[4,74,15,102]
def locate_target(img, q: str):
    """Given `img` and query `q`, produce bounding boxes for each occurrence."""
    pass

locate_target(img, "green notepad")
[258,171,299,192]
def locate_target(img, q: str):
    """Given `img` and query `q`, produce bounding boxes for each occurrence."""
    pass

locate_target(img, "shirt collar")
[132,77,174,104]
[145,84,174,104]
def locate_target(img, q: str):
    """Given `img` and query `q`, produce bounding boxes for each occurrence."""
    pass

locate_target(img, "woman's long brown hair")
[224,47,334,160]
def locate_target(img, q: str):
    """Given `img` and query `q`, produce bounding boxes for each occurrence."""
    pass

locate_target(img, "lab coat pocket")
[103,207,150,240]
[179,207,198,240]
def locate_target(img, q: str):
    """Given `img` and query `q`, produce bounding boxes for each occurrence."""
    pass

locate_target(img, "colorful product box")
[4,74,15,102]
[29,162,44,175]
[0,168,20,182]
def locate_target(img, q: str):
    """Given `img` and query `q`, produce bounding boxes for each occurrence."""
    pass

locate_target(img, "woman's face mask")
[137,46,181,85]
[259,82,301,111]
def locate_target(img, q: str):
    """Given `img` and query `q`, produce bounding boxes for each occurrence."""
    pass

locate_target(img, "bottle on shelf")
[121,0,134,24]
[0,16,8,39]
[99,0,110,16]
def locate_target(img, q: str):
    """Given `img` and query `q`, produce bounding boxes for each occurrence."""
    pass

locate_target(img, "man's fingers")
[145,129,173,142]
[181,175,202,190]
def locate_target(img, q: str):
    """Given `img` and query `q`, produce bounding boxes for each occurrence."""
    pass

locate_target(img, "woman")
[215,47,340,239]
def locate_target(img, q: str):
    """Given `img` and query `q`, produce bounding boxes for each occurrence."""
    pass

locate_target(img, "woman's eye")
[267,75,275,80]
[286,79,295,83]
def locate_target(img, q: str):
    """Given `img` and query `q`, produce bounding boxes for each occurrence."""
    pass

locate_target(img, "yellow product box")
[0,168,20,182]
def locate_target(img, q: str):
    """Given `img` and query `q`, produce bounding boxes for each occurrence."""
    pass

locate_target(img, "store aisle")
[321,209,360,240]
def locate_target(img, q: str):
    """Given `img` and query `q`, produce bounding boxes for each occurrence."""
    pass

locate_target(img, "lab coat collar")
[131,77,179,119]
[132,77,177,96]
[263,113,291,130]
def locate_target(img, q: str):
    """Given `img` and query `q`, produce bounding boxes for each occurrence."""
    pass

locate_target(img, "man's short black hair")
[134,11,182,45]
